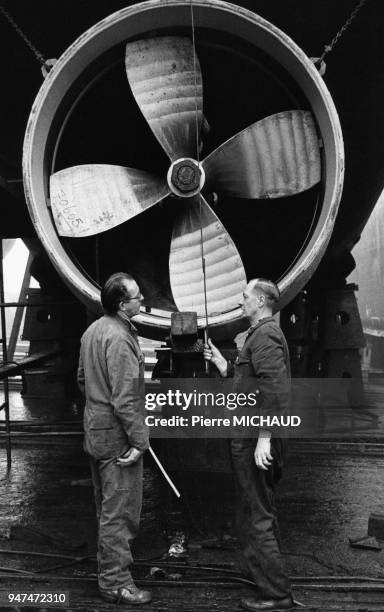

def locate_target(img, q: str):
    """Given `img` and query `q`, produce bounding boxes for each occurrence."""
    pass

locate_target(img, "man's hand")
[203,338,228,376]
[116,447,142,467]
[254,434,273,471]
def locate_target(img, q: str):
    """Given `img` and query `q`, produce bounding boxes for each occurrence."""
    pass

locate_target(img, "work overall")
[230,317,291,600]
[78,315,149,591]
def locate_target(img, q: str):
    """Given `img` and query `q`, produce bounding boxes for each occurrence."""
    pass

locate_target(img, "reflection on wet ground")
[0,392,82,422]
[1,437,384,608]
[1,383,384,609]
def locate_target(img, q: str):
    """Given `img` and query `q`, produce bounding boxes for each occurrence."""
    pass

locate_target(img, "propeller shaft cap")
[167,158,205,198]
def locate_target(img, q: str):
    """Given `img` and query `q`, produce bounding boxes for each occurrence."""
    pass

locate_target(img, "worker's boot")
[100,582,152,605]
[241,595,295,611]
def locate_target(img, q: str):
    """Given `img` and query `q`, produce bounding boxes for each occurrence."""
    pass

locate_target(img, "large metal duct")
[23,0,344,340]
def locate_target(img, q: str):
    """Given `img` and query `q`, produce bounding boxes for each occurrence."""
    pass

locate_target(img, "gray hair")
[249,278,280,307]
[101,272,137,314]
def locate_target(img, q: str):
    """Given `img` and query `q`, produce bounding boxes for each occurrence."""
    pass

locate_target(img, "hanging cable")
[313,0,368,73]
[0,5,45,64]
[190,2,201,166]
[0,5,56,76]
[190,1,210,359]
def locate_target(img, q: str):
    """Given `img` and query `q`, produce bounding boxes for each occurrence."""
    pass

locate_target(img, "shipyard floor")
[1,392,384,610]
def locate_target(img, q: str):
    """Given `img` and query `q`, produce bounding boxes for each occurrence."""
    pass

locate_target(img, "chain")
[318,0,368,64]
[0,4,46,65]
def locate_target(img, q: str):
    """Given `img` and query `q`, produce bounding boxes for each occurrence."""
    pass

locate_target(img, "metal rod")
[0,566,35,575]
[0,420,81,426]
[1,570,383,591]
[204,328,209,375]
[0,420,81,427]
[0,432,82,437]
[95,235,100,284]
[149,446,181,498]
[0,301,76,307]
[0,573,244,588]
[190,1,210,359]
[7,252,33,361]
[0,551,383,584]
[0,549,89,560]
[0,240,11,471]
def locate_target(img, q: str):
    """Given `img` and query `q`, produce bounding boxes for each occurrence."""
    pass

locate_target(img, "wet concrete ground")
[1,385,384,610]
[1,439,384,610]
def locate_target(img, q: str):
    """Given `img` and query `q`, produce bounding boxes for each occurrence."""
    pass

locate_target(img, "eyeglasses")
[125,292,144,302]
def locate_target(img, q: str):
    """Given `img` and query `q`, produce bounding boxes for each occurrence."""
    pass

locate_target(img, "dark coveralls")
[229,317,291,600]
[77,314,149,591]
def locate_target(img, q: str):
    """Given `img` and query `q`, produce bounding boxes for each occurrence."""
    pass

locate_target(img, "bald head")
[101,272,139,315]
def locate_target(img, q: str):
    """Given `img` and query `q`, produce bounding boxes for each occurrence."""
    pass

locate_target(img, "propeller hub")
[167,158,205,198]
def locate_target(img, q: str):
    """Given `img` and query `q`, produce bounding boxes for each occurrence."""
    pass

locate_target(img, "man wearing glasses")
[77,272,151,605]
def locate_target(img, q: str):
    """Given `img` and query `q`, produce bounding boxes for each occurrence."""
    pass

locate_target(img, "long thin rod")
[149,446,181,498]
[0,240,11,471]
[190,2,210,376]
[8,252,32,361]
[190,3,209,332]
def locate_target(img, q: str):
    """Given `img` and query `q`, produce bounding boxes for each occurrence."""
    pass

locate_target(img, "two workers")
[78,273,293,611]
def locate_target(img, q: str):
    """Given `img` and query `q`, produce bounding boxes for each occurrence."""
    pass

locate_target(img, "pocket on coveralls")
[234,357,255,394]
[86,411,128,460]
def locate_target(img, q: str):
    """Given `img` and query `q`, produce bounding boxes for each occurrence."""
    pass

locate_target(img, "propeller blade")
[169,196,246,316]
[126,37,203,161]
[50,164,169,237]
[203,111,320,198]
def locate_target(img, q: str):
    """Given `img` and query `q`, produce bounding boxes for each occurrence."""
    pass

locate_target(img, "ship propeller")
[49,36,321,316]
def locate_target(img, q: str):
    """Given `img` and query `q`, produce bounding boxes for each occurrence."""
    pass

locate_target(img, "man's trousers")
[230,438,291,600]
[89,455,143,591]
